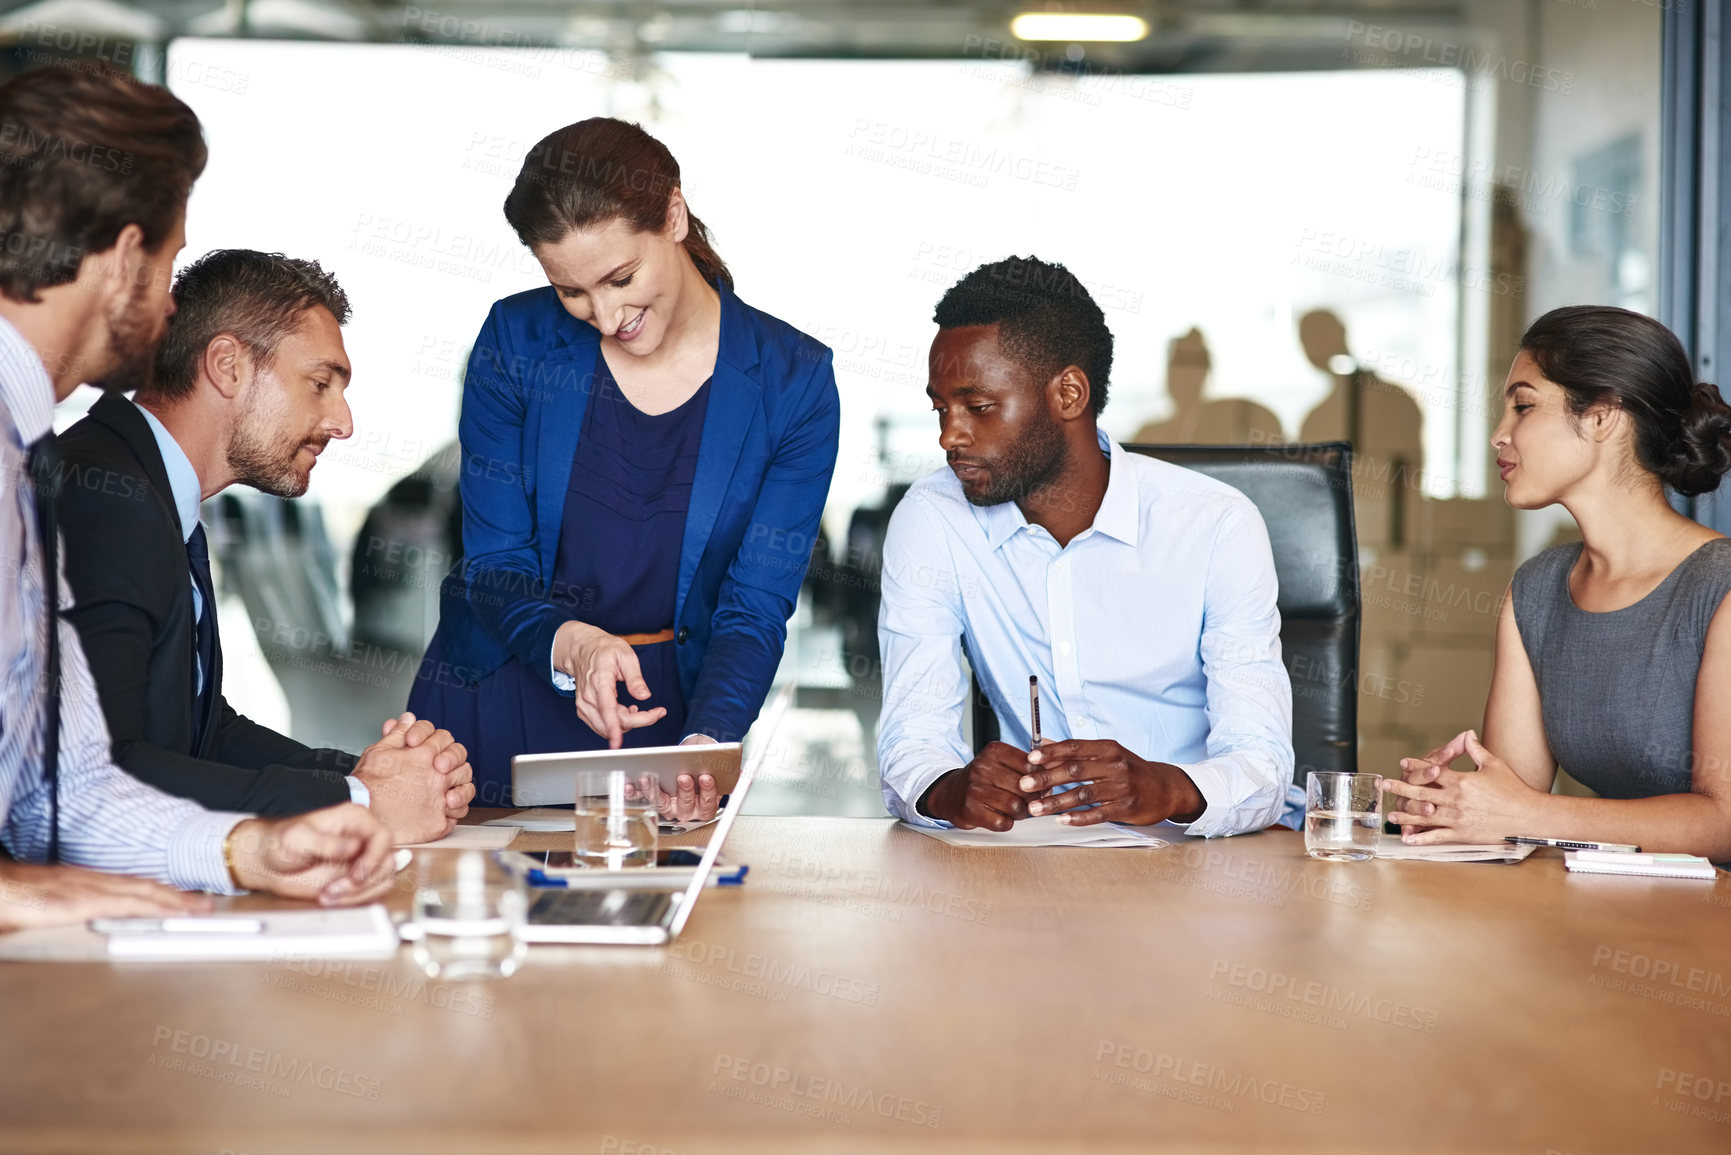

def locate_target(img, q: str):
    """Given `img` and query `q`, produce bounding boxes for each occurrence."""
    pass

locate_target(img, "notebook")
[1564,850,1719,880]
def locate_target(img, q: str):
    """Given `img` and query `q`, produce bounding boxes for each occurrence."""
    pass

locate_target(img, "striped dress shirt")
[0,314,241,892]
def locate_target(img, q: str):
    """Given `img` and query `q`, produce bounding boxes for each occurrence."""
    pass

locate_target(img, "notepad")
[102,905,400,961]
[902,814,1170,849]
[1564,850,1718,880]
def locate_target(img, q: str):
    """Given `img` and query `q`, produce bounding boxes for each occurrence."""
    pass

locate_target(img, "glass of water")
[411,850,528,980]
[573,768,659,869]
[1304,771,1383,861]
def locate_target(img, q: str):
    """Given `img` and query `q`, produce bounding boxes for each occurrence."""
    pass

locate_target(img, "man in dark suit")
[56,249,473,843]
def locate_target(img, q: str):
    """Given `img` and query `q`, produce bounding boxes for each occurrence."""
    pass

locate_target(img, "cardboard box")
[1413,497,1514,551]
[1355,736,1418,780]
[1356,547,1424,648]
[1412,548,1513,643]
[1353,639,1408,730]
[1384,643,1494,734]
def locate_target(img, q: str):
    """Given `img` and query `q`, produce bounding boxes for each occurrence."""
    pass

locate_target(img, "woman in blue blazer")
[409,118,840,812]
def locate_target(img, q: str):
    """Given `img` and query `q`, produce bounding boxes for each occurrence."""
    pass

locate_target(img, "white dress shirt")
[0,315,240,891]
[876,430,1293,836]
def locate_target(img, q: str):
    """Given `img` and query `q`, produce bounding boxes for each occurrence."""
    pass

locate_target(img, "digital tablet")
[509,742,742,806]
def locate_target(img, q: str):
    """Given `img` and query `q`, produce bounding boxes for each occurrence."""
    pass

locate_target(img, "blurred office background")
[4,0,1679,811]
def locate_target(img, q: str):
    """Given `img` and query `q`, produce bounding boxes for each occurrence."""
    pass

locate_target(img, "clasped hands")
[552,620,719,823]
[1380,729,1541,845]
[920,739,1206,830]
[353,711,475,844]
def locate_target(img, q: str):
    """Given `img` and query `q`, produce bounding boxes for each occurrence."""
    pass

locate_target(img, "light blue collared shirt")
[876,430,1293,837]
[130,401,369,808]
[133,403,203,691]
[0,315,241,892]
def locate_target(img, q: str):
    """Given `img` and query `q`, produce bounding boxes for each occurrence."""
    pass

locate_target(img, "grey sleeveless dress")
[1511,538,1731,798]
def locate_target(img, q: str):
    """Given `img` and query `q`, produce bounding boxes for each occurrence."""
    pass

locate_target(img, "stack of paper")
[1564,850,1718,879]
[1375,841,1538,864]
[902,814,1169,849]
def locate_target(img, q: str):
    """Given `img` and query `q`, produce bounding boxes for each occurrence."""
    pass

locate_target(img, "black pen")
[1504,835,1639,853]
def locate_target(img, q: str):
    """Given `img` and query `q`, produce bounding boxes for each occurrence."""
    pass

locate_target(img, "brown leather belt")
[620,628,677,646]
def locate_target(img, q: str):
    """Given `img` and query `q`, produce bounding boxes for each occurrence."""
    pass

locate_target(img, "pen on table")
[88,917,266,934]
[1029,674,1041,749]
[1503,835,1640,854]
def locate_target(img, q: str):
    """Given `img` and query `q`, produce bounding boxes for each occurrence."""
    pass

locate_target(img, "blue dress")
[418,355,711,802]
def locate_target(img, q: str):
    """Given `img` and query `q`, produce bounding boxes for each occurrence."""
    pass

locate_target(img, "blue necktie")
[186,523,218,746]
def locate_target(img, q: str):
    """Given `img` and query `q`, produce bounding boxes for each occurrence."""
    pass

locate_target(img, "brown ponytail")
[502,117,732,290]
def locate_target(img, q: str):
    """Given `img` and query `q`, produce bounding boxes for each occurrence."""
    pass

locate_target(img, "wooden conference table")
[1,812,1729,1154]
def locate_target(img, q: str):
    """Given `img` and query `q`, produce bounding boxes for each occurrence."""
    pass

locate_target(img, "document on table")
[481,808,723,835]
[1374,839,1539,864]
[902,814,1171,849]
[103,905,400,961]
[398,824,519,850]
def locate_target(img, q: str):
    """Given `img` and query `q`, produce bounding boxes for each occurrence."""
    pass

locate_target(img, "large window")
[148,5,1656,809]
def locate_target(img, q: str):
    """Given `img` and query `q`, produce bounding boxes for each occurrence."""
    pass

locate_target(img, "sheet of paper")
[104,905,400,961]
[399,824,519,850]
[481,808,722,835]
[481,807,573,831]
[1374,840,1538,863]
[901,814,1170,849]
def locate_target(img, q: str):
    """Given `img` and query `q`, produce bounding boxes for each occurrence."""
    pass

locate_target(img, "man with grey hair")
[56,248,474,843]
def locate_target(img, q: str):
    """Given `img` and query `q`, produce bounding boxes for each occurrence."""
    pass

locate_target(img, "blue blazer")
[427,279,839,743]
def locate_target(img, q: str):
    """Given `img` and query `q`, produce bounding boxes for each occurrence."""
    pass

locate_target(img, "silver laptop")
[519,687,789,945]
[511,742,743,806]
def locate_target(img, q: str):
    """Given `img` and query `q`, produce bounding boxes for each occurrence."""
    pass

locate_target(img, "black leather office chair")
[971,441,1359,785]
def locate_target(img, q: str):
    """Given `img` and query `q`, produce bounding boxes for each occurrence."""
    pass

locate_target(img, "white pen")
[88,917,266,934]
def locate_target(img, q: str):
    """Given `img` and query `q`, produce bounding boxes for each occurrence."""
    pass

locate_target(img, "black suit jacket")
[56,392,356,815]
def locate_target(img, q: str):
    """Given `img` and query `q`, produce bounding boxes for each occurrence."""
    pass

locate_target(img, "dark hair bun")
[1664,381,1731,496]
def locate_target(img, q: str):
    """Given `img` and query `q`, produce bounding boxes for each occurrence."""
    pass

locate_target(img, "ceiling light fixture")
[1009,13,1150,42]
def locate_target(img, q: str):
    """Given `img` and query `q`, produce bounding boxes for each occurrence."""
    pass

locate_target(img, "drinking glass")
[1304,771,1383,861]
[573,768,659,869]
[410,850,527,980]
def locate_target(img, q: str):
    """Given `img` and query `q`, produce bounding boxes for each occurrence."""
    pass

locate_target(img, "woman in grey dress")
[1385,306,1731,859]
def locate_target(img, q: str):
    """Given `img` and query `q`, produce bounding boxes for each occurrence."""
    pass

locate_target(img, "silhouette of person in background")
[1133,327,1284,446]
[1297,309,1424,550]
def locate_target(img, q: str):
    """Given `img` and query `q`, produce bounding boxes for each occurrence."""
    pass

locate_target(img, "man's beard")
[90,278,162,394]
[227,396,318,498]
[958,418,1068,508]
